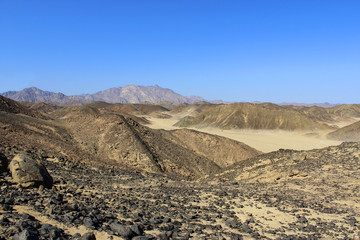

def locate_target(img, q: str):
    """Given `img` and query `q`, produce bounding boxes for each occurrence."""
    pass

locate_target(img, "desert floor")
[144,114,342,153]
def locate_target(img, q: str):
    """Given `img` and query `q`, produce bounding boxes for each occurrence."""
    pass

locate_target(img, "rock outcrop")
[9,153,53,188]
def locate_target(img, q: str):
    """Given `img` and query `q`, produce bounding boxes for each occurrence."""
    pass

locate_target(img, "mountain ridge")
[1,85,206,105]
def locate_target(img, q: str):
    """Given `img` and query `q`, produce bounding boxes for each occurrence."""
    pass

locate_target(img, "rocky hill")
[284,104,360,123]
[0,95,49,119]
[327,120,360,142]
[174,102,332,131]
[1,85,205,105]
[0,96,260,180]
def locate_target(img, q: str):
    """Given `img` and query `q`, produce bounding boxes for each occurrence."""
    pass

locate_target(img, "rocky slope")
[174,102,332,131]
[0,96,260,180]
[284,104,360,123]
[0,96,49,120]
[327,120,360,142]
[1,85,205,105]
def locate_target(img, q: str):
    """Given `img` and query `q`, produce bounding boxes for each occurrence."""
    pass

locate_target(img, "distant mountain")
[2,87,69,103]
[279,102,340,108]
[1,85,206,105]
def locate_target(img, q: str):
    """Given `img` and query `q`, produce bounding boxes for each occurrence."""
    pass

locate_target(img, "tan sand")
[145,115,342,152]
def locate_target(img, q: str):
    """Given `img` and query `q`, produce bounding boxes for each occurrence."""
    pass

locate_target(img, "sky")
[0,1,360,103]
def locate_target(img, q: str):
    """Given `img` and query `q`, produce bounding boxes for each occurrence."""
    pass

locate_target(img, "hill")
[0,98,260,180]
[327,120,360,141]
[0,95,49,119]
[1,85,206,105]
[174,102,332,131]
[284,104,360,123]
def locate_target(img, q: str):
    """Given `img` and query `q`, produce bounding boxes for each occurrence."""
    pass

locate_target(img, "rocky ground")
[1,146,360,240]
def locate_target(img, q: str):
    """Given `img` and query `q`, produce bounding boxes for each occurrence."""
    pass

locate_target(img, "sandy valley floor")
[145,115,342,153]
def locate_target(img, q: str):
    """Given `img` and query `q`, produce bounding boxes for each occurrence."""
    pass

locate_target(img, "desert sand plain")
[144,112,345,153]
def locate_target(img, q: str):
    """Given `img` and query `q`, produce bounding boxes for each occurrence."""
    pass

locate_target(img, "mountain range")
[1,85,206,105]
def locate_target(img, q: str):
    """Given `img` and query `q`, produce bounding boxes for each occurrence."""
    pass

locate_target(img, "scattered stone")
[79,232,96,240]
[109,222,136,239]
[12,228,39,240]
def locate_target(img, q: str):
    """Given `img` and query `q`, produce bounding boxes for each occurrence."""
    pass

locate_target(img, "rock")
[132,237,150,240]
[79,232,96,240]
[130,224,144,236]
[109,222,136,239]
[156,233,169,240]
[12,229,39,240]
[72,233,82,238]
[83,217,95,229]
[9,153,53,188]
[0,153,8,173]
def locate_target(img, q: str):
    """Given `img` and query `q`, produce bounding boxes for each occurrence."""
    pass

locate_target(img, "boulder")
[79,232,96,240]
[9,153,53,188]
[109,222,136,239]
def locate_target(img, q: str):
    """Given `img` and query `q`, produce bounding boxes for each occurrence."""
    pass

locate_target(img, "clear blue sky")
[1,1,359,103]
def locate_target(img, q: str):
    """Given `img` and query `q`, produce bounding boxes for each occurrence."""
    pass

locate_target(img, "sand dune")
[145,115,342,152]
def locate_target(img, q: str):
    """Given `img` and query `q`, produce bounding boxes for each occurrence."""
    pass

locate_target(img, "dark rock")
[12,229,39,240]
[132,237,150,240]
[130,224,144,236]
[109,222,136,239]
[72,233,82,238]
[21,214,35,221]
[0,216,10,226]
[79,232,96,240]
[83,217,95,229]
[156,233,169,240]
[0,153,8,173]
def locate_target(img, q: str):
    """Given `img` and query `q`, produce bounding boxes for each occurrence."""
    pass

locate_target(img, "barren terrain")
[1,96,360,239]
[145,115,342,153]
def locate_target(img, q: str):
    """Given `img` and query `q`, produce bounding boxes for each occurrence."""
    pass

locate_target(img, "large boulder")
[9,153,53,188]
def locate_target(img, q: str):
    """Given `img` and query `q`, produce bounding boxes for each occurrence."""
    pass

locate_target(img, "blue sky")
[1,1,359,103]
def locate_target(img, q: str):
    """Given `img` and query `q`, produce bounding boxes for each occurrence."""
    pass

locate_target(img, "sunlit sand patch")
[145,114,342,153]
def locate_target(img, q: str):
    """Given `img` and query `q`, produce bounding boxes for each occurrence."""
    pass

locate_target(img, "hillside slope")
[174,102,331,131]
[327,120,360,142]
[0,98,260,179]
[0,95,49,119]
[284,104,360,123]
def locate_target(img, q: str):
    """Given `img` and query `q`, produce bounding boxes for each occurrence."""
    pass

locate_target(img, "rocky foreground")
[1,143,360,240]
